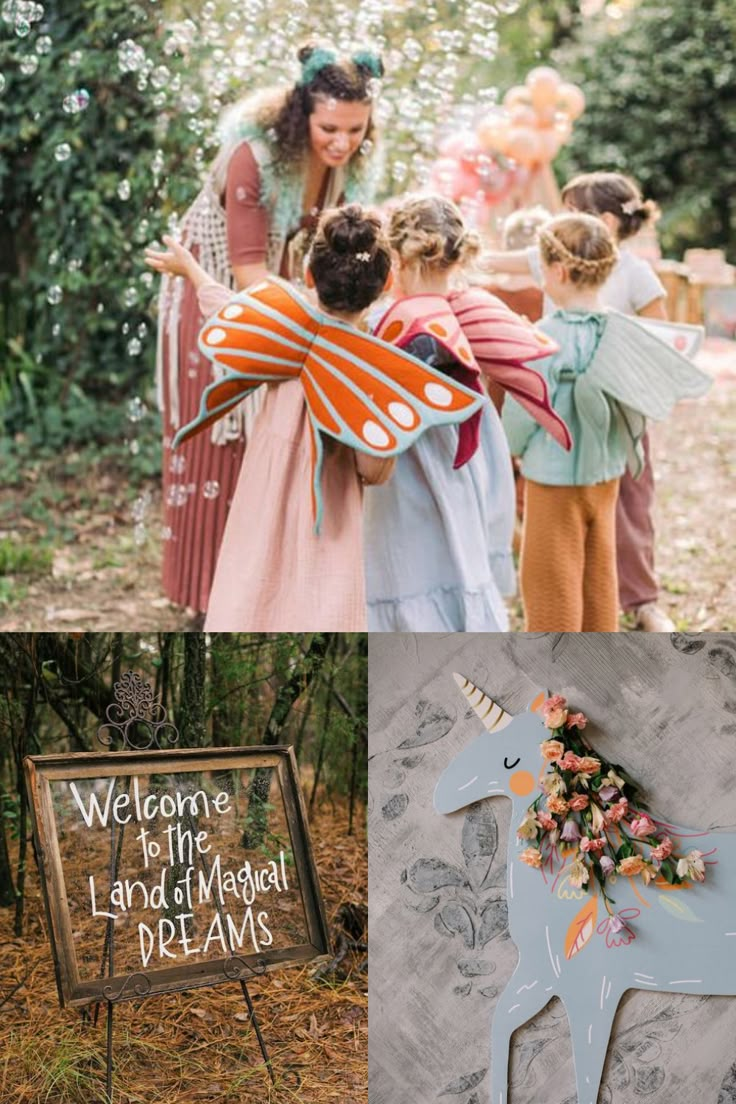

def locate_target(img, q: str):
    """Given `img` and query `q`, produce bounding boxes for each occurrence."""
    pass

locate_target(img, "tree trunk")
[244,633,333,848]
[179,634,207,748]
[0,785,15,908]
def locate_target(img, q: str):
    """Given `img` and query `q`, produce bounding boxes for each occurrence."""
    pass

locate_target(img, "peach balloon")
[536,129,562,163]
[503,84,531,109]
[476,109,512,154]
[505,125,542,167]
[527,66,561,112]
[510,104,537,128]
[557,82,586,120]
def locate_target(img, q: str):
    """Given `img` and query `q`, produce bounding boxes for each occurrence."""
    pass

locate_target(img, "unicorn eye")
[504,756,521,770]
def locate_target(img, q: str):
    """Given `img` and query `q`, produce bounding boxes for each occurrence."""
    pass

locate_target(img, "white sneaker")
[632,602,675,632]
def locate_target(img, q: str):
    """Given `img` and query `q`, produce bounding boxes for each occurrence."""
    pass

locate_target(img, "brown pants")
[520,479,620,632]
[616,432,658,611]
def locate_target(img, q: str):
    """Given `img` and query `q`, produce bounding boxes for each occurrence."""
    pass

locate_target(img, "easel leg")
[105,1000,114,1104]
[239,979,276,1085]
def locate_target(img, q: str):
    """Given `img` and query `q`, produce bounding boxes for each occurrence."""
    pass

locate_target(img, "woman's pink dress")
[160,144,267,612]
[198,284,366,631]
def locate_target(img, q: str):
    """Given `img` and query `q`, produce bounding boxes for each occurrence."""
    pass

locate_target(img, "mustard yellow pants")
[520,478,621,632]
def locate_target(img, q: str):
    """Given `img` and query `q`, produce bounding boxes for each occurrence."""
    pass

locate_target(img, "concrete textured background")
[368,632,736,1104]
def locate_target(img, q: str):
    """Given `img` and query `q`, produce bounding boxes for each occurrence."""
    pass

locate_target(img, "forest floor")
[1,338,734,632]
[0,797,367,1104]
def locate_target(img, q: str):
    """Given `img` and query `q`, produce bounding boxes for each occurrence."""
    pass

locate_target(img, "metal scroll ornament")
[96,671,179,751]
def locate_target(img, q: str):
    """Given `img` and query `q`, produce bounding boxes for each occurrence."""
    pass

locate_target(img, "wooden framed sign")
[24,746,330,1009]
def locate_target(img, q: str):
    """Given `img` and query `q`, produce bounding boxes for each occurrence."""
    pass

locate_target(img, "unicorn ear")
[452,673,513,732]
[528,690,548,714]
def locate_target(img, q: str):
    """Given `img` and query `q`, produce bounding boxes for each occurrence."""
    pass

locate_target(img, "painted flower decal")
[597,909,640,948]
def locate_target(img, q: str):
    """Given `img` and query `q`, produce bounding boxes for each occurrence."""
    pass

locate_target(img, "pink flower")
[558,751,582,772]
[560,819,581,843]
[577,756,601,775]
[543,695,569,730]
[537,811,557,832]
[540,739,565,762]
[519,847,542,869]
[597,785,619,803]
[599,856,615,876]
[629,815,656,839]
[565,712,587,730]
[650,837,673,862]
[579,836,606,854]
[597,908,640,948]
[607,799,629,824]
[568,794,590,812]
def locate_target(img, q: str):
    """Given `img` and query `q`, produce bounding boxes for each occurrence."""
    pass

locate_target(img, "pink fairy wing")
[448,287,573,452]
[375,296,484,467]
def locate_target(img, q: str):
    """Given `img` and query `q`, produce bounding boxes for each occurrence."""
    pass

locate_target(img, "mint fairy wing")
[577,310,712,478]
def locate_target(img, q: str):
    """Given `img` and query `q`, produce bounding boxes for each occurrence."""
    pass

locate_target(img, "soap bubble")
[127,396,146,421]
[54,142,71,162]
[47,285,63,305]
[117,180,131,200]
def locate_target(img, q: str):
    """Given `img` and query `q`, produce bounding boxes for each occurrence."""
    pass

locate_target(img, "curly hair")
[308,203,391,312]
[254,42,382,176]
[388,195,480,272]
[561,172,660,242]
[538,213,618,289]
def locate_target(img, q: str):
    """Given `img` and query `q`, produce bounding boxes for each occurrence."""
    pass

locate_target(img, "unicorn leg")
[491,975,554,1104]
[561,982,623,1104]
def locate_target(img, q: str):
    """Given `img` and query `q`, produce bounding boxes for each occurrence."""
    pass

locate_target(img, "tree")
[556,0,736,257]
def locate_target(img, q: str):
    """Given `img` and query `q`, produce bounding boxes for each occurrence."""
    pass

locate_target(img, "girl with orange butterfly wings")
[145,205,485,630]
[365,195,571,631]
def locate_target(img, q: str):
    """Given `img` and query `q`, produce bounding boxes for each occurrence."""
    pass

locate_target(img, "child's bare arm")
[144,235,217,291]
[356,453,396,485]
[477,249,533,276]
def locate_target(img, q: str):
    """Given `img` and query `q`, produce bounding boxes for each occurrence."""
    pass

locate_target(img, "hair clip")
[355,252,372,262]
[621,198,641,216]
[299,47,337,86]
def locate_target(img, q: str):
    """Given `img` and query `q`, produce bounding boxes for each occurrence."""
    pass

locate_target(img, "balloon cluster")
[428,67,585,220]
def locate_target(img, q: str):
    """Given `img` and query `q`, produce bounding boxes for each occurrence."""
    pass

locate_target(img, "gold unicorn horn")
[452,673,513,732]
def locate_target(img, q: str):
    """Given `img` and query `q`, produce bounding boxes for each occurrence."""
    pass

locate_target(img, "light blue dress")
[364,333,515,632]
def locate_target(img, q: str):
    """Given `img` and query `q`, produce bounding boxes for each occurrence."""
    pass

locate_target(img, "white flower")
[517,810,540,840]
[568,858,590,888]
[676,849,706,882]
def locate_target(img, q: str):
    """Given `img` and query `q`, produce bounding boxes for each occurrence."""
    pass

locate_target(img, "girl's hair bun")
[388,195,479,272]
[308,203,391,312]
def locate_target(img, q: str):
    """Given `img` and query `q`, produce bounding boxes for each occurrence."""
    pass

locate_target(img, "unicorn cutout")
[434,675,736,1104]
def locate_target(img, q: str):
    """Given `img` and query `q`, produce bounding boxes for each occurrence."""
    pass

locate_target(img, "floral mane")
[517,696,706,928]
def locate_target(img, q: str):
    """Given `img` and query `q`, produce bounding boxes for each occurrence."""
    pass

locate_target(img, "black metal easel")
[83,672,276,1103]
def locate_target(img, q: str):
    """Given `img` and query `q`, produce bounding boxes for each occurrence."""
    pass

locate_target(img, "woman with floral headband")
[155,41,383,616]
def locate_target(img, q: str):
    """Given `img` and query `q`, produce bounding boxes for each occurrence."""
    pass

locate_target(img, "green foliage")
[0,1,223,443]
[556,0,736,258]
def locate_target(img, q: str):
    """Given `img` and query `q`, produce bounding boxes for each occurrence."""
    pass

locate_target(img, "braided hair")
[388,195,480,272]
[538,213,618,289]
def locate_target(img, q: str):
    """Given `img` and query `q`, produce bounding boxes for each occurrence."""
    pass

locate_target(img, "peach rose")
[547,796,569,816]
[558,751,582,772]
[541,739,565,762]
[607,799,629,824]
[519,847,543,869]
[568,794,590,811]
[650,837,673,862]
[577,757,601,775]
[617,855,645,877]
[565,712,588,729]
[579,836,606,853]
[537,811,557,832]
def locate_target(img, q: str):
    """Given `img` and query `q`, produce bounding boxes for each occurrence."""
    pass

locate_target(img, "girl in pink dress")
[146,205,484,630]
[156,43,384,615]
